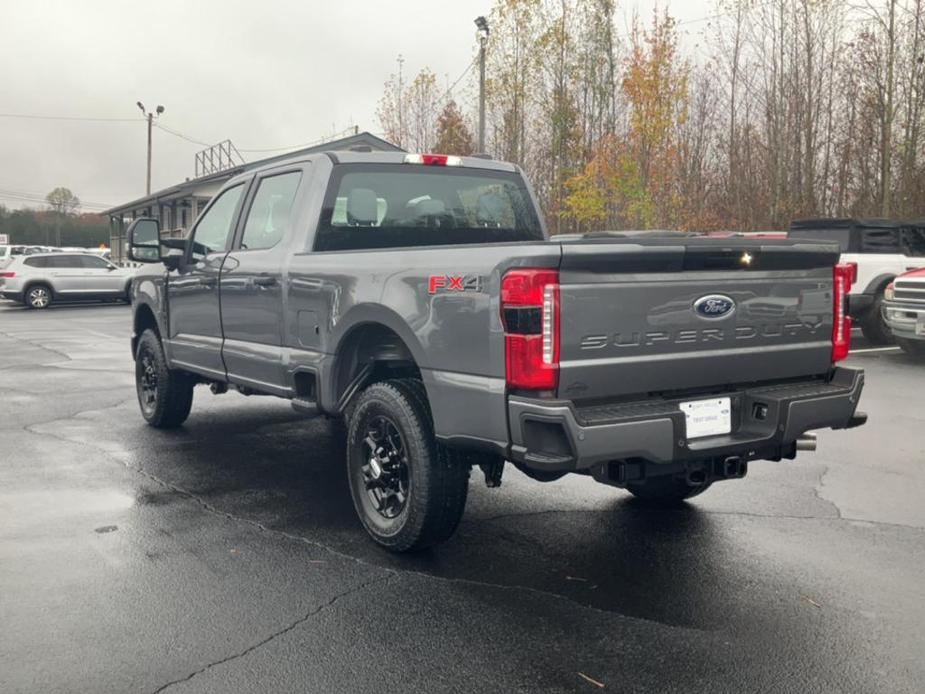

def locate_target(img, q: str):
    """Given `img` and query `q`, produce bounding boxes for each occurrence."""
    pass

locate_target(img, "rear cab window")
[314,164,544,252]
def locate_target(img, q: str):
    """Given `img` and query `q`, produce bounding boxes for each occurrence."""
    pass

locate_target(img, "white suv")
[0,252,134,309]
[789,219,925,343]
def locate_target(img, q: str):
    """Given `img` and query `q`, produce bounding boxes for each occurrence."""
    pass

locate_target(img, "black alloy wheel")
[360,415,410,520]
[134,329,194,428]
[346,379,470,552]
[137,345,159,418]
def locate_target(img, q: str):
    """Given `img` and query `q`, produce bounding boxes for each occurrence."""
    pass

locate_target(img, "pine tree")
[434,101,475,155]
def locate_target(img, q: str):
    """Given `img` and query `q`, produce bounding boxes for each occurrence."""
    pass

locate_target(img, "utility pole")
[475,16,490,153]
[136,101,165,195]
[397,54,405,148]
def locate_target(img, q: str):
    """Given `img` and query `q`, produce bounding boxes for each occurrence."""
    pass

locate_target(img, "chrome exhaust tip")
[796,433,818,451]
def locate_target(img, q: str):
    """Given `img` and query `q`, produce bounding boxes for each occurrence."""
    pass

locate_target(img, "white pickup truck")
[790,219,925,343]
[883,268,925,355]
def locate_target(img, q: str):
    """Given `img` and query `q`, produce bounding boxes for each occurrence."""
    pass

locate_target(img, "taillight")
[832,262,856,362]
[404,153,462,166]
[501,269,559,390]
[0,272,15,278]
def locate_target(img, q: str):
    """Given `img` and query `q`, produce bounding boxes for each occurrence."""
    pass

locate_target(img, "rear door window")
[239,171,302,251]
[79,255,111,269]
[901,228,925,257]
[190,183,246,258]
[314,164,543,252]
[859,228,902,253]
[45,255,84,268]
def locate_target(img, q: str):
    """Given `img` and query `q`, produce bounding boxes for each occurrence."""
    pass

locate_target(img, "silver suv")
[0,252,134,309]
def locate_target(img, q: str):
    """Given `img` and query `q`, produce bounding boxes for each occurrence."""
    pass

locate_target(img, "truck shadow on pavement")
[116,396,756,630]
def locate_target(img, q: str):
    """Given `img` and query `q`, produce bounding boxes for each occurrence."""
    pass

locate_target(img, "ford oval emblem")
[693,294,736,320]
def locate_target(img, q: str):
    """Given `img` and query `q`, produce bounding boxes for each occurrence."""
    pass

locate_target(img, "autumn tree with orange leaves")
[564,11,688,229]
[376,0,925,232]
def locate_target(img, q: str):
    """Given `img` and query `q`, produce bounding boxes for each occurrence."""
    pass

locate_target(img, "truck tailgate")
[556,239,839,400]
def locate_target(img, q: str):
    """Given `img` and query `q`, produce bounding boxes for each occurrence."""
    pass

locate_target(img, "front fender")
[130,271,169,359]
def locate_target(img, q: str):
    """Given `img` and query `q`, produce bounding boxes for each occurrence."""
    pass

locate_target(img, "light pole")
[475,16,489,153]
[137,101,165,195]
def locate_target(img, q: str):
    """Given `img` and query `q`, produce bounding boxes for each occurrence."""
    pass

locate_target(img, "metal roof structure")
[102,131,402,217]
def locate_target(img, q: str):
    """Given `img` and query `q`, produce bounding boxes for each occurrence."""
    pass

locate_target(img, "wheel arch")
[22,280,54,300]
[327,314,426,415]
[132,301,161,359]
[863,272,896,295]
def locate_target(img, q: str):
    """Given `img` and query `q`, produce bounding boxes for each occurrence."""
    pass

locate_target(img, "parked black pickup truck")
[127,150,866,551]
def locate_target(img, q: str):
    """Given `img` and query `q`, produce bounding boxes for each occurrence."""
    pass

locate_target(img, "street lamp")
[137,101,165,195]
[475,17,490,153]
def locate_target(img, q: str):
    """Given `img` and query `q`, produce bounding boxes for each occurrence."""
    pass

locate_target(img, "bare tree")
[45,187,80,216]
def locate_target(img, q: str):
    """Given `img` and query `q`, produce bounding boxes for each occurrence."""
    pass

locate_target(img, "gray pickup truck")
[127,150,867,551]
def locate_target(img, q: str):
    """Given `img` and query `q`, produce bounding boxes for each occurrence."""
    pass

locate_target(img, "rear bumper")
[508,366,865,472]
[0,289,23,302]
[882,300,925,341]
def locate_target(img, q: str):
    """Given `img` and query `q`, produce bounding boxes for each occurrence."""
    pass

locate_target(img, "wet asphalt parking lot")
[1,301,924,694]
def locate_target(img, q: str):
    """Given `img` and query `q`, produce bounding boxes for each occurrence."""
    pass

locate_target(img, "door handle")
[251,276,277,287]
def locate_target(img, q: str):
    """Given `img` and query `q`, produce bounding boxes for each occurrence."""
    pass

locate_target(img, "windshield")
[314,164,544,252]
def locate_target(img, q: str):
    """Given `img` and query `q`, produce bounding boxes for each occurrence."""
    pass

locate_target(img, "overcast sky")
[0,0,714,213]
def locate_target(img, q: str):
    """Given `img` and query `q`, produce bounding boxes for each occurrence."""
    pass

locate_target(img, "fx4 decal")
[428,274,482,294]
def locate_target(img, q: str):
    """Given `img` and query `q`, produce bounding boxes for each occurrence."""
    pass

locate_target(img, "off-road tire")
[346,378,469,552]
[626,475,712,505]
[860,292,893,344]
[135,329,194,428]
[896,337,925,357]
[24,284,52,309]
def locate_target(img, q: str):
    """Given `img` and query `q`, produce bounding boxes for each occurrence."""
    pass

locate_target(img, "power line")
[437,56,478,105]
[0,112,142,123]
[152,122,211,147]
[236,126,359,153]
[154,122,361,155]
[0,187,113,210]
[0,111,363,155]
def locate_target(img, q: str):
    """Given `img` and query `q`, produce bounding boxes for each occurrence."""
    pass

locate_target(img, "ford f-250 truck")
[127,150,867,552]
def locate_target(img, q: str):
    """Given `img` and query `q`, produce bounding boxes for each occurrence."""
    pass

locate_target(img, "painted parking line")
[851,346,903,354]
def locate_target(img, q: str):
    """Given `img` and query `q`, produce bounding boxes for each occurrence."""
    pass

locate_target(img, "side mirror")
[127,218,163,263]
